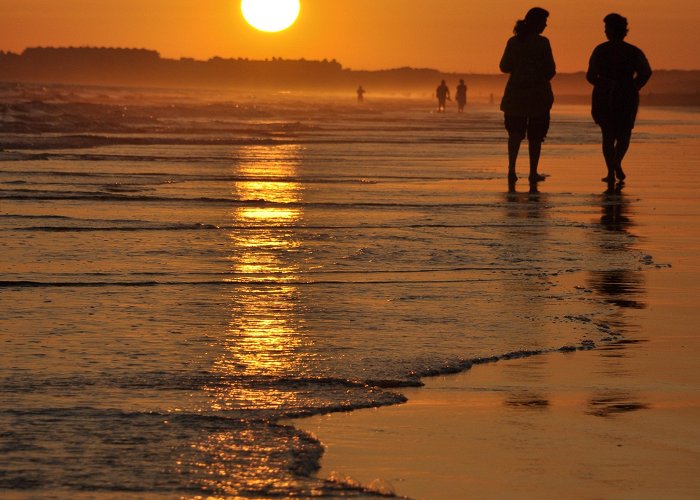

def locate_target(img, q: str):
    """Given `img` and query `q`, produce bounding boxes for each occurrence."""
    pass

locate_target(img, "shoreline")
[290,130,700,498]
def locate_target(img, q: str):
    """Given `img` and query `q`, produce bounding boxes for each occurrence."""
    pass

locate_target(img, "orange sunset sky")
[1,0,698,73]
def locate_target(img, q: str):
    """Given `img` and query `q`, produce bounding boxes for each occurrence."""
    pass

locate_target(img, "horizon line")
[2,46,699,75]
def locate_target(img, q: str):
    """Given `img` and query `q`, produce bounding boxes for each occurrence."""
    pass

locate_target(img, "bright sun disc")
[241,0,300,33]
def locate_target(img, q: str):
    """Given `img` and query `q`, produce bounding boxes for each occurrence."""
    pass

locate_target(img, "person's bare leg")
[508,135,522,180]
[528,139,545,181]
[601,129,616,182]
[614,130,632,181]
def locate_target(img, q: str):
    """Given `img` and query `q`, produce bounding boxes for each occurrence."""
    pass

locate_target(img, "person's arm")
[499,38,514,74]
[586,47,599,85]
[543,38,556,81]
[634,49,652,90]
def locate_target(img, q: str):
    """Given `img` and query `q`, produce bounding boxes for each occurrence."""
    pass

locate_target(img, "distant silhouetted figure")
[436,80,451,112]
[499,7,555,184]
[456,79,468,112]
[586,13,652,185]
[356,85,366,103]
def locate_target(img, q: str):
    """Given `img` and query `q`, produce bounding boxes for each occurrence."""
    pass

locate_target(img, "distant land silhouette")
[1,47,699,105]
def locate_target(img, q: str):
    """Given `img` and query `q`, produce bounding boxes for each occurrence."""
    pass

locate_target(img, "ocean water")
[0,83,684,497]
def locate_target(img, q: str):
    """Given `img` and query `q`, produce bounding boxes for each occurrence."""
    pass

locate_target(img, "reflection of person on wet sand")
[356,85,366,103]
[589,189,646,318]
[587,13,652,186]
[455,79,467,112]
[500,7,556,185]
[600,190,632,233]
[436,80,450,112]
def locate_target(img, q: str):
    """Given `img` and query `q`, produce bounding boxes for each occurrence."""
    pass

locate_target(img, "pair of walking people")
[500,8,652,185]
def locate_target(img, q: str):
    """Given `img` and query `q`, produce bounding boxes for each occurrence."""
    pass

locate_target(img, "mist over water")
[0,83,678,496]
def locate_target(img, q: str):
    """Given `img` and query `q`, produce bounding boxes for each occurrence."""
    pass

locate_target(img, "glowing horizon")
[0,0,698,73]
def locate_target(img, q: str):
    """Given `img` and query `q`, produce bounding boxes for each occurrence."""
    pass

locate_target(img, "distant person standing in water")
[499,7,555,184]
[456,79,468,112]
[356,85,366,103]
[436,80,450,112]
[587,13,652,184]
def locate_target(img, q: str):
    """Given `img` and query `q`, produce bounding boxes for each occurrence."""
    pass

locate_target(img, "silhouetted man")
[357,85,366,103]
[586,13,652,184]
[436,80,450,112]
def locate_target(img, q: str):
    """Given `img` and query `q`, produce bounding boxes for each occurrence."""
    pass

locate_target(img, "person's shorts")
[504,113,550,142]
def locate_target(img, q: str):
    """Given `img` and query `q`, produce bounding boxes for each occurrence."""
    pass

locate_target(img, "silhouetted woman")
[587,13,652,184]
[499,7,556,183]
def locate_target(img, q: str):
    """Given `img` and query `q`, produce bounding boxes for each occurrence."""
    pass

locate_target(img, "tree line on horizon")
[0,47,698,104]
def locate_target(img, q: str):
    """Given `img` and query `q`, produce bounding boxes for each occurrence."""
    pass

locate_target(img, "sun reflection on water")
[189,144,316,494]
[214,144,312,405]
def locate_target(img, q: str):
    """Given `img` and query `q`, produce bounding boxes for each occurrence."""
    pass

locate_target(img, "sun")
[241,0,300,33]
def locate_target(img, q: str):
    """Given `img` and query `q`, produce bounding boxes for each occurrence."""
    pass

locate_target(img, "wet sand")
[292,114,700,498]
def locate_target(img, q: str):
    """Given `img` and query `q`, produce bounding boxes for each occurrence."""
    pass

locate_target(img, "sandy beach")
[2,90,698,497]
[292,110,700,499]
[3,1,700,496]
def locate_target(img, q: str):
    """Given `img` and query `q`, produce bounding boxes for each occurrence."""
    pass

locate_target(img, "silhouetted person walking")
[436,80,450,112]
[456,79,468,112]
[586,13,652,185]
[499,7,555,184]
[357,85,366,103]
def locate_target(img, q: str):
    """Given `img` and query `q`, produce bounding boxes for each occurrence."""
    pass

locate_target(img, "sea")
[0,82,693,497]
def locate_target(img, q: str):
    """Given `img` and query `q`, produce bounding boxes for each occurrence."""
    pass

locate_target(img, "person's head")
[604,13,628,41]
[460,79,465,84]
[514,7,549,36]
